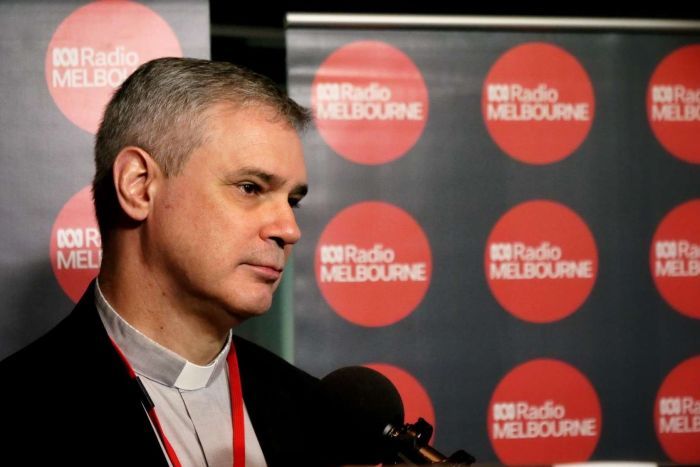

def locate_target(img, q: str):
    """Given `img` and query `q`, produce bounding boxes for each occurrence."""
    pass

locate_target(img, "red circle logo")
[315,201,432,327]
[655,355,700,463]
[650,199,700,319]
[482,42,595,164]
[50,186,101,302]
[311,40,429,165]
[647,45,700,164]
[488,359,602,464]
[45,0,182,134]
[365,363,436,441]
[485,200,598,323]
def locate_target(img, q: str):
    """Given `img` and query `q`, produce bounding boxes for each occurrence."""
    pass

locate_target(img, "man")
[0,58,370,466]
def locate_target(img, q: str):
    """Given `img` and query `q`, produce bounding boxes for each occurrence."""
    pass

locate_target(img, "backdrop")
[0,0,209,358]
[287,15,700,464]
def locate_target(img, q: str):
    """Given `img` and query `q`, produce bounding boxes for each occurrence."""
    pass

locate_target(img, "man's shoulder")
[231,334,326,420]
[0,291,168,464]
[0,286,120,394]
[0,309,80,377]
[0,293,102,419]
[232,334,320,388]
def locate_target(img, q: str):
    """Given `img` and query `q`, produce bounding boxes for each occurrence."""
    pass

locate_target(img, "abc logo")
[487,84,510,102]
[52,47,79,67]
[56,227,100,249]
[490,243,513,261]
[655,241,678,259]
[659,397,683,416]
[319,245,344,264]
[652,86,674,104]
[493,402,516,421]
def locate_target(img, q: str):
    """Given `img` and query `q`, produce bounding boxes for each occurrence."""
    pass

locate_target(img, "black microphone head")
[321,366,405,464]
[322,365,405,431]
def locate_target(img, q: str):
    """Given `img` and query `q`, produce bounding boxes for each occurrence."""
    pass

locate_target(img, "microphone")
[321,366,404,464]
[321,366,475,465]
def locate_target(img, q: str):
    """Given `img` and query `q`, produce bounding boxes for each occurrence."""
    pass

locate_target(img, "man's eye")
[289,197,303,209]
[239,182,260,195]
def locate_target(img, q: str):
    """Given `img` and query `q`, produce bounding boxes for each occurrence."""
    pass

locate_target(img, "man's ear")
[112,147,162,223]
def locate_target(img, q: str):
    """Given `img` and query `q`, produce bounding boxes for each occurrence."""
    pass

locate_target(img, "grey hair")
[92,57,310,239]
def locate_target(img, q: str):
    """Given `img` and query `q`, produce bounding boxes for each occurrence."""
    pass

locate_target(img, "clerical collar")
[94,280,231,391]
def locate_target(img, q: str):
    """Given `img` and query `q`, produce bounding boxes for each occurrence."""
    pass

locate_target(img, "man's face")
[147,104,307,327]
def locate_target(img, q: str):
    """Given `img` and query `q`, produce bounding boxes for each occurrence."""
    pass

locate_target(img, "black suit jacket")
[0,285,355,466]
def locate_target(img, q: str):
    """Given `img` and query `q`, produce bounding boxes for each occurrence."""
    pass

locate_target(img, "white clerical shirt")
[95,281,267,467]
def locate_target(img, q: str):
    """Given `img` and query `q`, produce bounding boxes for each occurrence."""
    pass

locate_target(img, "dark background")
[283,12,700,463]
[209,3,700,84]
[1,2,695,462]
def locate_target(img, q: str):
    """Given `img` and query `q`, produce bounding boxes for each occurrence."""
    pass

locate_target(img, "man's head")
[93,57,310,240]
[94,57,310,324]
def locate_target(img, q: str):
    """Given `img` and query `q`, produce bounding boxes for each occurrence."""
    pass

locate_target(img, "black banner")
[287,17,700,463]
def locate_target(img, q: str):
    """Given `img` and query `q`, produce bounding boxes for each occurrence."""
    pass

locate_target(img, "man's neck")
[98,251,233,366]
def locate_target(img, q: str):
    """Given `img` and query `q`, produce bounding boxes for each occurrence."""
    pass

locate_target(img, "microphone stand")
[383,418,475,466]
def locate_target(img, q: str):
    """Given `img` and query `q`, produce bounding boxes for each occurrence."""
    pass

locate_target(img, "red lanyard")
[110,337,246,467]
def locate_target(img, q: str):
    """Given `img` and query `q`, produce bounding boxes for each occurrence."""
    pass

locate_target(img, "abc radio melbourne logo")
[486,83,590,122]
[491,400,597,439]
[650,84,700,121]
[647,45,700,164]
[488,241,593,279]
[311,40,429,165]
[50,186,102,302]
[45,1,182,133]
[650,199,700,319]
[654,240,700,276]
[315,201,432,327]
[655,355,700,463]
[485,200,598,323]
[658,396,700,433]
[50,45,139,88]
[318,243,427,283]
[482,42,594,165]
[315,82,423,122]
[488,359,601,464]
[54,225,102,268]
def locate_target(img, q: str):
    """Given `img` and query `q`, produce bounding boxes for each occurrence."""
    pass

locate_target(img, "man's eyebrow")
[229,166,308,196]
[230,167,276,183]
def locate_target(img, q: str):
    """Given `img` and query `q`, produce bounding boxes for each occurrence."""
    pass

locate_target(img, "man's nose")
[261,198,302,248]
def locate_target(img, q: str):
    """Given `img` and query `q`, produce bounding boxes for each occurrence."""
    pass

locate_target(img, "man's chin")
[224,299,273,324]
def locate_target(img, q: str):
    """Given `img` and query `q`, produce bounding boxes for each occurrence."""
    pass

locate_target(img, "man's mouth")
[245,263,284,281]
